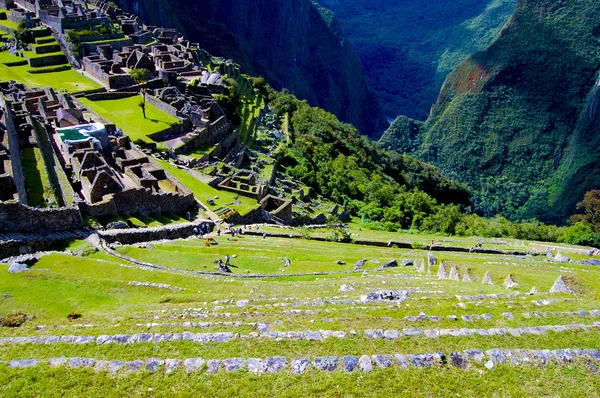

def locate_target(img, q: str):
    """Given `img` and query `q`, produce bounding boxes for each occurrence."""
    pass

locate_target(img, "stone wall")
[99,220,213,244]
[82,38,133,53]
[0,202,82,233]
[85,92,138,101]
[27,54,68,68]
[145,93,179,118]
[1,98,26,203]
[80,185,195,218]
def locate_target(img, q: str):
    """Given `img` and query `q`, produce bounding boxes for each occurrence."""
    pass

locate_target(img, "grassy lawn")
[0,51,101,92]
[157,159,258,216]
[20,147,55,208]
[1,230,600,396]
[79,96,181,144]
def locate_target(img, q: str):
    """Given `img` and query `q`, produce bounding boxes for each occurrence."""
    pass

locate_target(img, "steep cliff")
[383,0,600,223]
[116,0,387,136]
[316,0,516,120]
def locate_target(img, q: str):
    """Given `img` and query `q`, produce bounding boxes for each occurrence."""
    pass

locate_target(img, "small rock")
[343,355,358,372]
[358,355,373,373]
[292,358,310,374]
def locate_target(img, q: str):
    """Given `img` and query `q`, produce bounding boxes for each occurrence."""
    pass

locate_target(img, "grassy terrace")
[79,96,181,145]
[1,230,600,396]
[0,50,101,92]
[157,159,258,216]
[20,146,55,208]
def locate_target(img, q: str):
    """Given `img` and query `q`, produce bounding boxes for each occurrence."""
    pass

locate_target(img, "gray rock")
[463,349,485,363]
[462,315,472,322]
[482,272,493,285]
[164,359,182,374]
[358,355,373,373]
[487,348,505,364]
[482,313,492,321]
[336,260,346,265]
[68,357,95,368]
[206,360,220,374]
[9,359,39,368]
[408,354,434,368]
[484,360,494,370]
[125,360,144,372]
[400,259,413,267]
[107,221,129,230]
[354,259,367,271]
[314,356,339,371]
[184,358,205,373]
[384,329,401,339]
[213,332,235,343]
[48,357,68,367]
[304,331,323,341]
[146,358,163,372]
[342,355,358,372]
[266,356,287,373]
[372,355,392,368]
[339,284,354,292]
[448,265,460,281]
[379,259,399,269]
[449,352,469,369]
[247,358,266,374]
[8,263,29,274]
[108,361,124,374]
[549,275,574,294]
[428,252,437,266]
[292,357,311,374]
[554,252,571,263]
[437,262,448,280]
[503,312,514,320]
[223,358,246,372]
[393,354,409,369]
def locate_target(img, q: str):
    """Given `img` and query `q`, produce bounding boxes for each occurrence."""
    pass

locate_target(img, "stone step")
[5,347,600,375]
[2,322,598,346]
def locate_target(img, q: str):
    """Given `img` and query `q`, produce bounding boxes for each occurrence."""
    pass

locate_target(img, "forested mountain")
[116,0,387,136]
[381,0,600,224]
[316,0,516,120]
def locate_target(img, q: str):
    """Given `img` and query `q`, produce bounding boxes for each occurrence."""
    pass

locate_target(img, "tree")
[575,190,600,231]
[130,68,150,119]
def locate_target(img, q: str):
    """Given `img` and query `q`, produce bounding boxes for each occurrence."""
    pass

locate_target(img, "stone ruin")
[0,84,195,232]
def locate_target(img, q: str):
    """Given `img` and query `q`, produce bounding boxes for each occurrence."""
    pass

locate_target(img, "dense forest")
[316,0,516,120]
[381,0,600,225]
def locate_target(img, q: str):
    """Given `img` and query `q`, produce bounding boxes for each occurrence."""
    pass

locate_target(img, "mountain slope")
[116,0,387,136]
[384,0,600,223]
[316,0,516,120]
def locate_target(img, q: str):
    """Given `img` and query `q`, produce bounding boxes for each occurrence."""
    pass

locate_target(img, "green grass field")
[0,50,101,92]
[1,231,600,396]
[79,96,181,144]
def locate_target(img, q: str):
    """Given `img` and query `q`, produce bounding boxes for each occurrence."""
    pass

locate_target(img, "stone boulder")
[503,274,518,289]
[427,252,437,266]
[379,259,398,269]
[482,271,493,285]
[416,260,425,273]
[437,262,448,280]
[448,265,460,281]
[462,269,472,282]
[549,275,575,294]
[554,252,571,263]
[354,259,367,271]
[360,290,410,303]
[106,221,129,230]
[8,263,29,274]
[339,284,354,292]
